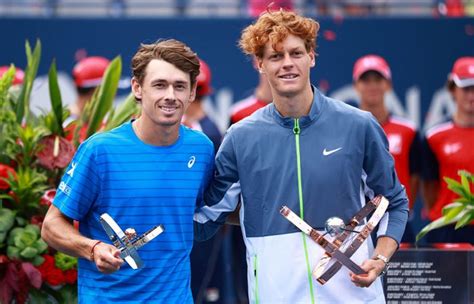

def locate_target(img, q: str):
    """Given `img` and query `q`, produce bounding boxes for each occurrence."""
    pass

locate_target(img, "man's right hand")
[91,242,124,274]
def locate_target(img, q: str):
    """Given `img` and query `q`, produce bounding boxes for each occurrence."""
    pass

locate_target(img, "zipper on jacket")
[253,255,259,304]
[293,118,315,304]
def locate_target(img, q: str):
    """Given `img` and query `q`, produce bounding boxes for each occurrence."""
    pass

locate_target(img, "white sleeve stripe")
[194,181,241,224]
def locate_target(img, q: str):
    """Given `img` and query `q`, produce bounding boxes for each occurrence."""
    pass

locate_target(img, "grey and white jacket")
[194,87,408,303]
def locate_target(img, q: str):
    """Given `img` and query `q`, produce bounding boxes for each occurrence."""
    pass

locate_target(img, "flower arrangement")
[0,40,139,303]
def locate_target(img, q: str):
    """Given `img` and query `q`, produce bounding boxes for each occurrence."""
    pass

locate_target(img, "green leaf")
[455,211,474,229]
[25,224,40,236]
[58,284,78,303]
[0,208,15,232]
[441,202,465,221]
[86,56,121,137]
[16,39,41,123]
[48,59,65,136]
[0,65,16,105]
[444,177,470,198]
[20,246,38,259]
[459,170,474,183]
[16,217,26,226]
[7,245,20,260]
[32,255,45,266]
[416,212,463,243]
[8,227,23,245]
[33,238,48,254]
[461,173,470,192]
[28,288,57,304]
[103,93,139,131]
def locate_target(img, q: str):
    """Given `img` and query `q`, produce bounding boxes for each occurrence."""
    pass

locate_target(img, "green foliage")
[6,166,48,217]
[16,40,41,123]
[47,59,65,137]
[54,252,77,271]
[416,170,474,242]
[104,93,139,131]
[1,39,137,304]
[0,208,16,244]
[7,224,48,265]
[86,56,122,137]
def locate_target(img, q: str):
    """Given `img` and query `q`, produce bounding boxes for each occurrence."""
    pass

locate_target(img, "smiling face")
[257,34,315,99]
[132,59,196,129]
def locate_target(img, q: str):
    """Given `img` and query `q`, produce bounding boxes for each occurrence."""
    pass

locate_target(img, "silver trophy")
[99,213,164,269]
[281,195,389,284]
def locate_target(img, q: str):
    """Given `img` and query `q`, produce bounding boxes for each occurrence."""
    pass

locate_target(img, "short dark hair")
[131,39,200,88]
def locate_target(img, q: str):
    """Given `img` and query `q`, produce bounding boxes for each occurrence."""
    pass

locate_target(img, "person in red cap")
[70,56,110,118]
[353,54,421,243]
[421,56,474,243]
[182,58,221,152]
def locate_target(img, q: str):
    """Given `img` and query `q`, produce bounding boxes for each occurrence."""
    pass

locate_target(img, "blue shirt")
[54,121,214,303]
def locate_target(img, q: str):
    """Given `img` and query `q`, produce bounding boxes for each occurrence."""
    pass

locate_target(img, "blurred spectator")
[421,56,474,243]
[70,56,110,118]
[183,59,221,152]
[353,55,421,243]
[248,0,293,17]
[229,59,272,125]
[439,0,465,16]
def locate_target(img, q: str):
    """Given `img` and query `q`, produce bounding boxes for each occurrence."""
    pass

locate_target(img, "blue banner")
[1,17,473,131]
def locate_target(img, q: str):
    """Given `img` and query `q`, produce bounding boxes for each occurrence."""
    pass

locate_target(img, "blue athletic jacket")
[194,87,408,303]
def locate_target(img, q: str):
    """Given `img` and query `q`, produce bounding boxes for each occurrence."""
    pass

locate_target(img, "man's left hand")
[349,258,385,288]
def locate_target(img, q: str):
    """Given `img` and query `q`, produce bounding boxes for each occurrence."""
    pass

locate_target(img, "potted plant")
[0,40,139,303]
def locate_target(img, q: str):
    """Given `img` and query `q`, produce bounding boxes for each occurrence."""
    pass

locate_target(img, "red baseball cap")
[449,57,474,88]
[353,55,391,81]
[0,66,24,85]
[196,59,213,97]
[73,56,110,88]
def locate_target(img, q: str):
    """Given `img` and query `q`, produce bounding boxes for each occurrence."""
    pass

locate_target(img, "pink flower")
[40,189,56,207]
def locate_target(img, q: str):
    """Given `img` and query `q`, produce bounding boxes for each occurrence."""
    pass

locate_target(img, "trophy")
[280,195,388,284]
[99,213,164,269]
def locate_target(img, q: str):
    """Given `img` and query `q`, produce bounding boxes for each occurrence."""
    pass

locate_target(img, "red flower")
[0,164,16,190]
[40,189,56,207]
[30,215,45,228]
[37,255,66,286]
[65,122,89,144]
[64,269,77,284]
[36,135,75,170]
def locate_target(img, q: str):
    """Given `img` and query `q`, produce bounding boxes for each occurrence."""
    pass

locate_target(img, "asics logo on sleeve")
[323,147,342,156]
[66,162,76,177]
[188,156,196,168]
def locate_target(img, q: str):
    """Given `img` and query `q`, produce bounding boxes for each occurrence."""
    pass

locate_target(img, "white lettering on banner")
[203,88,233,135]
[29,73,454,135]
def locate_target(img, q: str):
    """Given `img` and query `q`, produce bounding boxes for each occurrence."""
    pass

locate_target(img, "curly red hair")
[239,9,320,58]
